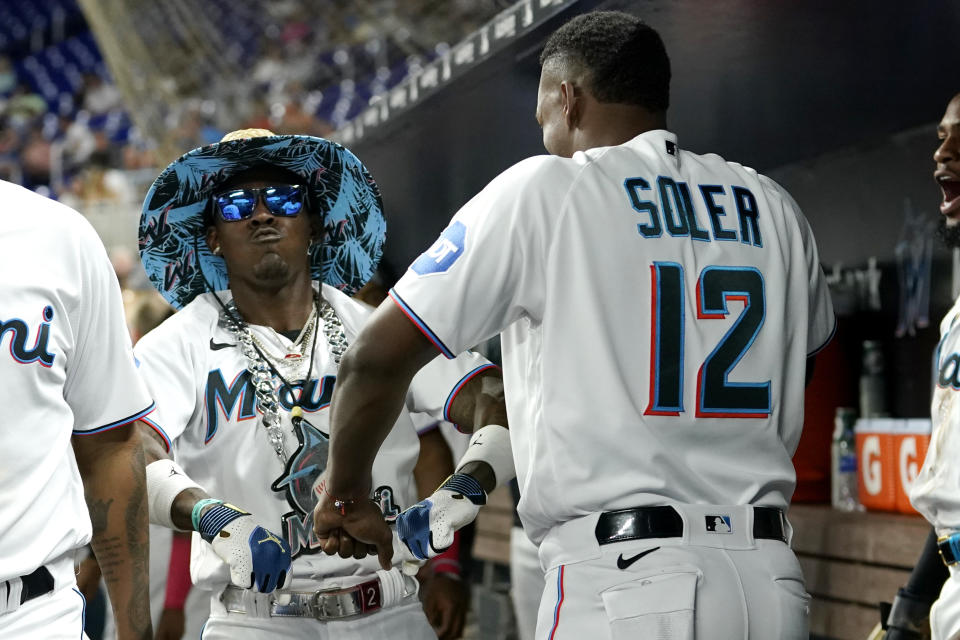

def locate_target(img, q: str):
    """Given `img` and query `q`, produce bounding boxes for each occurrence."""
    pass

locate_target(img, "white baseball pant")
[534,504,809,640]
[511,525,546,640]
[931,567,960,640]
[0,553,87,640]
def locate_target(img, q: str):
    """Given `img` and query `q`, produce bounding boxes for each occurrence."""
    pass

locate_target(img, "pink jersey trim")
[388,289,455,359]
[141,415,172,452]
[549,564,565,640]
[72,402,155,435]
[443,363,500,427]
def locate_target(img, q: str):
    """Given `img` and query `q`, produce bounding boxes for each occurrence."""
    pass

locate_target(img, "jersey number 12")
[646,262,770,418]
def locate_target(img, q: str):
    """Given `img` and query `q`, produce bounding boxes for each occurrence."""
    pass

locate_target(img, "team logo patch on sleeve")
[411,221,466,275]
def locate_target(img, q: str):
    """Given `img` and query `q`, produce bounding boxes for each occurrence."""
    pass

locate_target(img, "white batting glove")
[396,474,486,560]
[197,503,292,593]
[390,528,427,576]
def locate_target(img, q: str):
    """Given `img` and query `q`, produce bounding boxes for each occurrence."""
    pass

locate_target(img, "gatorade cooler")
[855,418,931,513]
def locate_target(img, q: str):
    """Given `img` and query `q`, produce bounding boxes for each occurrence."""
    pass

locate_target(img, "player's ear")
[559,80,580,129]
[205,226,220,254]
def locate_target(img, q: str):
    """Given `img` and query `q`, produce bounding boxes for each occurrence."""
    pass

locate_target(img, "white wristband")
[146,459,202,530]
[454,424,515,486]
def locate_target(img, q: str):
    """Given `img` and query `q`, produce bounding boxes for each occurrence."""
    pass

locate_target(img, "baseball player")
[313,11,834,640]
[0,180,155,639]
[134,129,504,639]
[410,417,471,640]
[877,92,960,640]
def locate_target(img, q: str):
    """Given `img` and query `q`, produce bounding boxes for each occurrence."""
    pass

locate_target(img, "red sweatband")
[163,532,193,610]
[429,530,462,577]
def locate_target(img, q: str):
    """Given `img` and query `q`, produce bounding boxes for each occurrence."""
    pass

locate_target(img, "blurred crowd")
[0,61,150,203]
[0,0,513,211]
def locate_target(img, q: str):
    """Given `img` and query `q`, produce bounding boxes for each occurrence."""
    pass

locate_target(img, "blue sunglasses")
[213,184,305,221]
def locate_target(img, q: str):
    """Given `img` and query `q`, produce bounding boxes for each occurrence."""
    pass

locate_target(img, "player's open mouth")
[251,228,284,243]
[938,174,960,217]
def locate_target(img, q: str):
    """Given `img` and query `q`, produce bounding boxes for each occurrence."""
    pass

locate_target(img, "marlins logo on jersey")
[271,414,403,558]
[270,414,329,558]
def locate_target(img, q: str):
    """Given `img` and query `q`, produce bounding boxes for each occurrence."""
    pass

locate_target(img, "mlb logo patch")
[705,515,732,534]
[665,140,677,156]
[411,221,466,275]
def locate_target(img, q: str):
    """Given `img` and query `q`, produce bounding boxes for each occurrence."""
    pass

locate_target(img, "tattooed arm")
[72,420,152,640]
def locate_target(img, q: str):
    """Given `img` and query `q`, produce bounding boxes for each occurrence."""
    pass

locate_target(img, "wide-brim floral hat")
[139,129,386,309]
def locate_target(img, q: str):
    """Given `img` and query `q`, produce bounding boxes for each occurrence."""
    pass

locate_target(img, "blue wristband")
[197,503,249,543]
[191,498,223,532]
[947,533,960,564]
[440,473,487,506]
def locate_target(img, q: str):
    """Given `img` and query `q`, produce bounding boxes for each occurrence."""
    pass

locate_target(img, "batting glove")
[197,503,292,593]
[396,474,485,560]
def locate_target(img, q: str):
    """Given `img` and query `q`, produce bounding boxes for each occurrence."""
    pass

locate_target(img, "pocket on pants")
[601,570,698,640]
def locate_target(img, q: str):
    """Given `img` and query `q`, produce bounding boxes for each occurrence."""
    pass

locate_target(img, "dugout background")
[347,0,960,272]
[345,0,960,426]
[339,6,960,636]
[338,0,960,516]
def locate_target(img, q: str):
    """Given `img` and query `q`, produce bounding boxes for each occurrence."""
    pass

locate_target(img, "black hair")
[540,11,670,112]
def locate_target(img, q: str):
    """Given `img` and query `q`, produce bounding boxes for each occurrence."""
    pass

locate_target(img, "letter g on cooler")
[861,435,883,496]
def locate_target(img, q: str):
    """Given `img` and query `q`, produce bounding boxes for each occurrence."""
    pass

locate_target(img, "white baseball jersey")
[391,129,835,543]
[911,296,960,534]
[0,180,154,583]
[134,283,494,591]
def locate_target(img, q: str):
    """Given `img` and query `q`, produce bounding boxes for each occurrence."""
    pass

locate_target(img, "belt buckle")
[938,534,959,566]
[310,579,382,619]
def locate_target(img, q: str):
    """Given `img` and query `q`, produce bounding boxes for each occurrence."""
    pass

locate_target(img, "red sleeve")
[429,530,462,577]
[163,531,193,609]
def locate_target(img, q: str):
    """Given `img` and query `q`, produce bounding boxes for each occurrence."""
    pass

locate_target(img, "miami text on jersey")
[0,305,56,367]
[625,176,763,247]
[938,350,960,389]
[203,370,336,443]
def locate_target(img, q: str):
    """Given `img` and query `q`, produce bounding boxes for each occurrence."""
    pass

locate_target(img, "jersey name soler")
[626,176,763,246]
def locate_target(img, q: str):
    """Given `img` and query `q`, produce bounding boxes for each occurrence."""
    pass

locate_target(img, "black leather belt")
[5,566,55,606]
[595,506,786,545]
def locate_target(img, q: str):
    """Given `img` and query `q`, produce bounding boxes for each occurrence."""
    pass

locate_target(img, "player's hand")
[312,488,395,570]
[396,473,485,560]
[197,503,291,593]
[421,572,468,640]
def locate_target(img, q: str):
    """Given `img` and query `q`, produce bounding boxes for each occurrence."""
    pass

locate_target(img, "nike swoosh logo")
[209,339,236,351]
[616,546,660,570]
